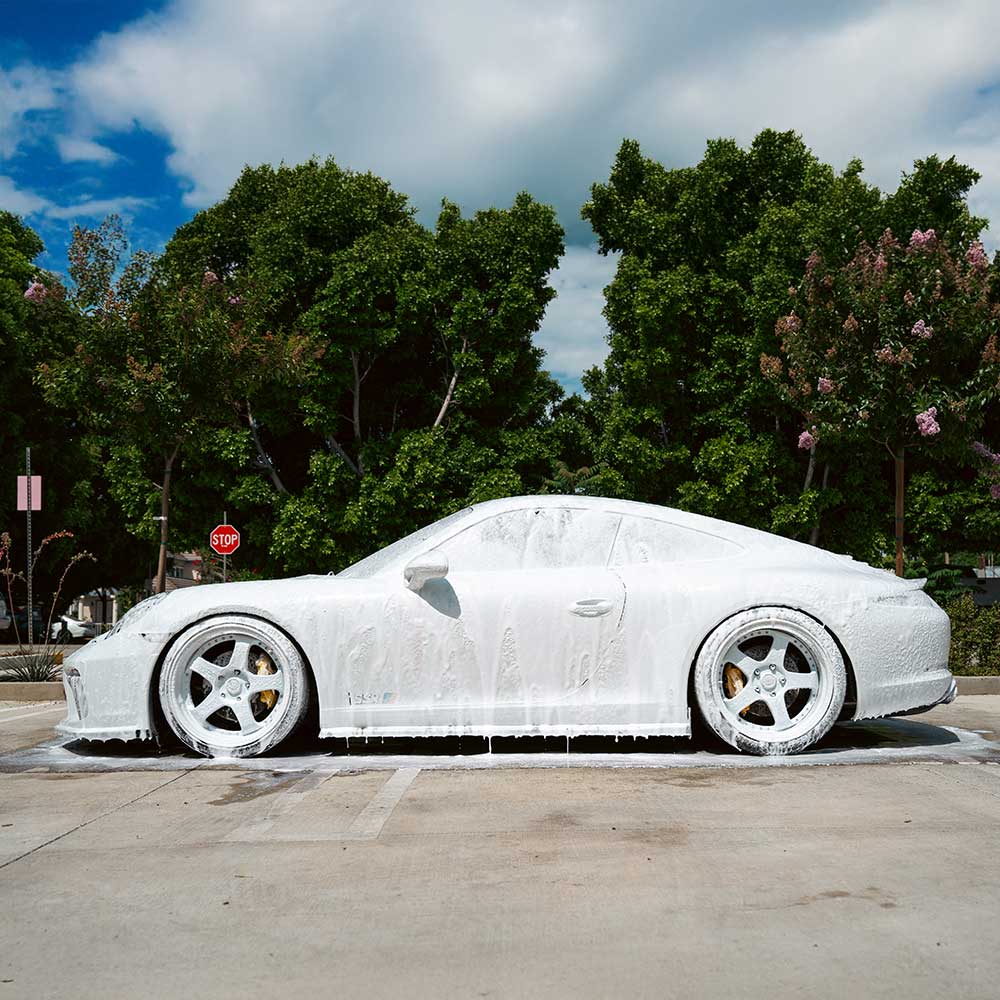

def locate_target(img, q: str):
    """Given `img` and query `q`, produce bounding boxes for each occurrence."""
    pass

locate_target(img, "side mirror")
[404,549,449,592]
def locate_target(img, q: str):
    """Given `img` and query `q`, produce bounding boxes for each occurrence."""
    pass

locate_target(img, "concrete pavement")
[0,698,998,998]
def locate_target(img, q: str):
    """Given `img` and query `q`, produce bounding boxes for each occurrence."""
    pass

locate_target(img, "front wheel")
[693,607,846,756]
[158,615,310,758]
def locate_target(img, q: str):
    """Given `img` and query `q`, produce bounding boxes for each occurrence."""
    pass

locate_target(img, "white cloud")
[536,246,618,384]
[56,135,119,165]
[0,174,152,221]
[64,2,1000,240]
[44,194,153,220]
[31,0,1000,384]
[69,0,616,214]
[0,63,60,158]
[0,175,50,216]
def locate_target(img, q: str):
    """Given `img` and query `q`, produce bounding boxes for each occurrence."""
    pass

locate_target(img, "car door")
[432,506,626,730]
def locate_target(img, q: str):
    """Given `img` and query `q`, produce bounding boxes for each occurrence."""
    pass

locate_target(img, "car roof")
[460,495,777,549]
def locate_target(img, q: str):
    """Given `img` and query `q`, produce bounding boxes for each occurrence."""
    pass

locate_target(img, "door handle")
[570,599,614,618]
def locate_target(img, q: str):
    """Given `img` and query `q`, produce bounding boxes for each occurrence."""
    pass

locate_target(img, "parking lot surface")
[1,697,999,998]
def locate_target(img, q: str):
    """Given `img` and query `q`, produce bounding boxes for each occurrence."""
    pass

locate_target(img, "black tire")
[158,615,310,758]
[693,607,846,756]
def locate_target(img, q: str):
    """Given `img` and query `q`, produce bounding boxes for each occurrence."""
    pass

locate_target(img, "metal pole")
[222,510,227,584]
[26,447,33,648]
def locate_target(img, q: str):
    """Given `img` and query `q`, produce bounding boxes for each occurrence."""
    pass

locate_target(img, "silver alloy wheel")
[158,615,309,758]
[693,607,847,755]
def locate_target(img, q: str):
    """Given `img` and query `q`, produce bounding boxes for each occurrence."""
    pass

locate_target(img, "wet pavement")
[1,697,999,998]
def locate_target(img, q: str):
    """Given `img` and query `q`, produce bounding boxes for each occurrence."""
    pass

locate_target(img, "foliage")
[946,593,1000,675]
[161,158,567,572]
[582,132,998,563]
[766,227,997,465]
[0,529,94,666]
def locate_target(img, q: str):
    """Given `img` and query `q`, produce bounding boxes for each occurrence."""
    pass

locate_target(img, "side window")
[610,516,741,566]
[441,508,621,571]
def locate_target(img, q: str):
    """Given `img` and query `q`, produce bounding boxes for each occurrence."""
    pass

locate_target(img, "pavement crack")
[0,766,200,873]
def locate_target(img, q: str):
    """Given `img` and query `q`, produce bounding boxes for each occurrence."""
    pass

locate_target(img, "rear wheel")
[693,607,846,755]
[158,615,309,758]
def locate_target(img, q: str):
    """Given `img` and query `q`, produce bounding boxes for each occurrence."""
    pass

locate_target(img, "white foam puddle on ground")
[1,718,997,774]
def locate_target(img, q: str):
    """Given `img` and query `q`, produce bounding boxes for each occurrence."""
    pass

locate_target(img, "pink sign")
[16,476,41,511]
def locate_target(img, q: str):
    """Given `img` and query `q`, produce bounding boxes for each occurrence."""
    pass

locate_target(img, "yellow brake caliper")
[723,663,752,717]
[254,653,278,711]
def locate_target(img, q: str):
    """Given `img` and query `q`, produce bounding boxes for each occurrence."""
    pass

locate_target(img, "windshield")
[337,507,473,579]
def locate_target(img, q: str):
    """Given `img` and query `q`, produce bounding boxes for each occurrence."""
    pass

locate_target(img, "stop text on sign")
[210,524,241,555]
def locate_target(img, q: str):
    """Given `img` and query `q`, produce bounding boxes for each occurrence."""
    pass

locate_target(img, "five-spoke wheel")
[693,607,846,755]
[158,615,310,758]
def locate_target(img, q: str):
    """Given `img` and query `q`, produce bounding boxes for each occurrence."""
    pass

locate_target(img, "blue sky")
[3,1,1000,393]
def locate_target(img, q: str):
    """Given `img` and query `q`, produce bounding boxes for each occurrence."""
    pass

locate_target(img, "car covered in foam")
[59,495,955,757]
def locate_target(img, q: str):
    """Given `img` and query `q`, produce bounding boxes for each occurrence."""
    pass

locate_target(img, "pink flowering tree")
[762,228,998,574]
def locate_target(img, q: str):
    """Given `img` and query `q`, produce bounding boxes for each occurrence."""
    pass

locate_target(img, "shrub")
[946,593,1000,675]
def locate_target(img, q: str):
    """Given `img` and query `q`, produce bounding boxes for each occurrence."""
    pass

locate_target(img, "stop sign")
[210,524,241,556]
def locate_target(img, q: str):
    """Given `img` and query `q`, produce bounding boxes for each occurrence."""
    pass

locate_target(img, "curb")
[0,681,65,702]
[955,676,1000,696]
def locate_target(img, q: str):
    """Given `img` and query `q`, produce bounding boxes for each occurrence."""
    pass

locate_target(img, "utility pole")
[26,448,33,647]
[222,510,228,584]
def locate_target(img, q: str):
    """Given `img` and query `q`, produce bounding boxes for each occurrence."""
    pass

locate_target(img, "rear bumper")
[845,594,954,721]
[887,676,958,718]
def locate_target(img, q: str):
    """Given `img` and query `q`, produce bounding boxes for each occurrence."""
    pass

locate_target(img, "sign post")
[210,519,240,582]
[16,450,41,647]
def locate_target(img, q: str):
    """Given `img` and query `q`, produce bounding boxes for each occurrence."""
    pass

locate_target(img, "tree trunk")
[808,464,830,547]
[155,444,180,595]
[349,351,365,476]
[246,402,287,493]
[433,336,468,428]
[894,448,905,577]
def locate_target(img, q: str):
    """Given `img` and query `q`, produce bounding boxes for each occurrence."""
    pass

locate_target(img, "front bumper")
[57,630,164,742]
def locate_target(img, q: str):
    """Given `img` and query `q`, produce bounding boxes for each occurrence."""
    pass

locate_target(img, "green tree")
[582,131,995,562]
[765,228,998,573]
[39,217,276,592]
[161,158,568,573]
[2,213,145,605]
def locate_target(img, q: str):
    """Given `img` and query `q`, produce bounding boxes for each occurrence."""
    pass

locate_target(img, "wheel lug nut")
[754,686,760,692]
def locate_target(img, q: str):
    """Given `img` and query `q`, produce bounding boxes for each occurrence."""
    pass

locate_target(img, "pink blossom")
[903,289,915,309]
[798,429,816,450]
[874,253,887,274]
[23,281,47,303]
[909,229,937,251]
[966,240,988,271]
[992,483,1000,500]
[842,313,859,334]
[910,319,932,340]
[202,270,220,287]
[227,295,242,306]
[817,377,834,394]
[915,406,940,437]
[875,345,895,364]
[805,250,822,273]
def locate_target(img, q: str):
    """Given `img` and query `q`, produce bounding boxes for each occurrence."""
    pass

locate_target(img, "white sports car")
[59,495,956,757]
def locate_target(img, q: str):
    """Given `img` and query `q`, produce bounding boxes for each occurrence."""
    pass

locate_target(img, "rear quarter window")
[610,516,743,566]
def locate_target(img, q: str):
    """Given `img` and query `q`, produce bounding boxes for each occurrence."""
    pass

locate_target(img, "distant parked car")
[51,616,99,643]
[0,595,10,635]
